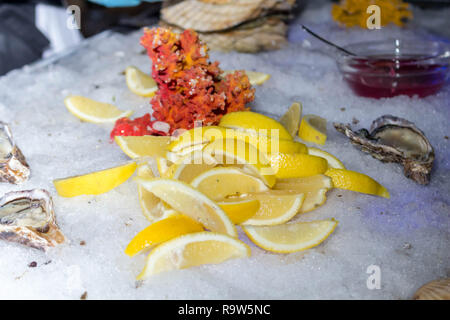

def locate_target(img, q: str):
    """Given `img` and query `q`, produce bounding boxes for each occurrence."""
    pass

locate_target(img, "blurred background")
[1,0,450,76]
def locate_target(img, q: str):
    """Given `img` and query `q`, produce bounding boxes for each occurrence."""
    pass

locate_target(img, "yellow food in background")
[125,66,158,97]
[280,102,302,138]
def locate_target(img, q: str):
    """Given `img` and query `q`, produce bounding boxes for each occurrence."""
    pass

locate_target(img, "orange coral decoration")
[332,0,412,28]
[140,28,255,133]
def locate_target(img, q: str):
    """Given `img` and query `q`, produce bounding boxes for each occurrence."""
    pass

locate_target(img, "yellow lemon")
[218,198,260,224]
[125,66,157,97]
[64,95,132,123]
[298,114,327,145]
[125,215,204,257]
[190,167,268,200]
[219,111,293,141]
[307,147,345,169]
[135,178,237,237]
[325,168,390,198]
[242,219,338,253]
[280,102,302,138]
[270,152,328,179]
[137,232,250,280]
[114,135,171,159]
[54,162,136,197]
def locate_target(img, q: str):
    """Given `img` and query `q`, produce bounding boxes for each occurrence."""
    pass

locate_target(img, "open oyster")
[0,122,30,184]
[334,115,434,185]
[0,189,65,251]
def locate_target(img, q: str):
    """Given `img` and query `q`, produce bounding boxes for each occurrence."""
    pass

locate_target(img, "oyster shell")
[161,0,296,32]
[0,189,65,251]
[0,122,30,184]
[413,278,450,300]
[334,115,434,185]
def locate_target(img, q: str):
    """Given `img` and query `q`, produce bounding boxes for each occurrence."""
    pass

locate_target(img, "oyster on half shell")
[0,189,65,251]
[334,115,434,185]
[0,122,30,184]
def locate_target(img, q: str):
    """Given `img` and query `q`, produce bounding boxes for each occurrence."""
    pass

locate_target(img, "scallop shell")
[413,278,450,300]
[334,115,435,185]
[0,122,30,184]
[161,0,296,32]
[0,189,65,251]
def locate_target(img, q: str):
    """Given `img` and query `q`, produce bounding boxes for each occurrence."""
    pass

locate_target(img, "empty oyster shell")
[0,189,65,251]
[0,122,30,184]
[334,115,434,185]
[413,278,450,300]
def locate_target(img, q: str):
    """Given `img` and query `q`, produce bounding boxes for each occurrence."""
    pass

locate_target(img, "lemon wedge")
[64,95,132,123]
[135,178,237,237]
[125,66,158,97]
[325,168,390,198]
[218,198,260,224]
[162,152,217,182]
[274,175,333,192]
[280,102,302,138]
[239,192,304,226]
[308,147,345,169]
[125,215,203,257]
[298,114,327,145]
[203,139,276,187]
[115,135,171,159]
[54,162,137,197]
[190,167,268,200]
[223,70,270,86]
[136,163,168,221]
[219,111,293,141]
[156,158,171,176]
[270,152,328,179]
[242,219,338,253]
[137,232,250,280]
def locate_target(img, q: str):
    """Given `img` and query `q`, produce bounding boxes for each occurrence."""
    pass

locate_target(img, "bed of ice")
[0,2,448,299]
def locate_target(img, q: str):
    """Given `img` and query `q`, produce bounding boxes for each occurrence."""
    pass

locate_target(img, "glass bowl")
[336,39,450,98]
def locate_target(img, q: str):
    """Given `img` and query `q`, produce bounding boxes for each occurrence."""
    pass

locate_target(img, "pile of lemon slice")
[60,78,390,281]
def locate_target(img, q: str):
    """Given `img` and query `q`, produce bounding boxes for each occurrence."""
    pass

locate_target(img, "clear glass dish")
[336,39,450,98]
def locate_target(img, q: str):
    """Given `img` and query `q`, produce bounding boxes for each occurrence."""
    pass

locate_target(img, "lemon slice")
[191,167,268,200]
[307,147,345,169]
[137,232,250,280]
[203,139,276,187]
[325,168,390,198]
[125,215,203,257]
[239,192,304,226]
[162,152,217,182]
[243,219,338,253]
[125,66,158,97]
[115,135,171,159]
[156,158,172,176]
[270,152,328,179]
[136,163,167,221]
[54,162,137,197]
[218,198,260,224]
[135,178,237,237]
[168,126,227,153]
[298,114,327,145]
[219,111,293,141]
[280,102,302,138]
[64,95,132,123]
[274,175,333,192]
[223,70,270,86]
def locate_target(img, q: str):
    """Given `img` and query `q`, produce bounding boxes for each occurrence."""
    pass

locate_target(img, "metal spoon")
[301,25,357,56]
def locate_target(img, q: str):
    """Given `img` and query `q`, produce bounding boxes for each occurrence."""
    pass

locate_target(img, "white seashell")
[413,278,450,300]
[0,122,30,184]
[0,189,65,251]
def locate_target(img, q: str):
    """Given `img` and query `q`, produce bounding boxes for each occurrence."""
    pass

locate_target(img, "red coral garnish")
[140,28,255,133]
[110,114,167,140]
